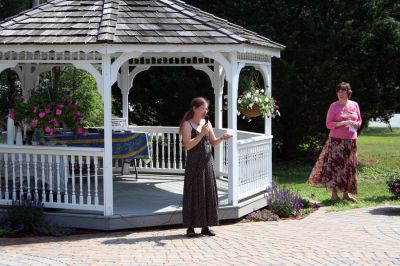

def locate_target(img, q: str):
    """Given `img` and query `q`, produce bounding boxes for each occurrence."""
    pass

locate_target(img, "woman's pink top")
[326,100,362,139]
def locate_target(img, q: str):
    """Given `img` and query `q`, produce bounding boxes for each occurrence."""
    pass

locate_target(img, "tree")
[0,0,31,21]
[185,0,400,159]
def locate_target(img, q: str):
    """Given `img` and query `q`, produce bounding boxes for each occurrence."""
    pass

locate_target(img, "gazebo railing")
[0,145,105,212]
[128,126,187,174]
[237,134,272,200]
[128,126,271,201]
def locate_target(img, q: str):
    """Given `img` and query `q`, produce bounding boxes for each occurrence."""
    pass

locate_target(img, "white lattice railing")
[127,126,229,176]
[0,145,105,212]
[237,135,272,200]
[127,126,272,201]
[128,126,187,174]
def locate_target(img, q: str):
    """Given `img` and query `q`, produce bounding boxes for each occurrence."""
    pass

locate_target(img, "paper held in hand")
[349,126,357,133]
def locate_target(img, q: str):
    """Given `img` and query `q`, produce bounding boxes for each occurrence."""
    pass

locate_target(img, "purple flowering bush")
[5,195,44,233]
[246,209,279,222]
[266,183,319,218]
[387,177,400,199]
[0,195,74,237]
[0,221,24,236]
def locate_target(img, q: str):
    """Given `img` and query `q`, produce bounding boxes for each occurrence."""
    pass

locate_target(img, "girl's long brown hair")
[179,97,209,133]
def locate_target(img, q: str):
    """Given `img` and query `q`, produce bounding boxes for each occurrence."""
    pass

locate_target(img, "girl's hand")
[221,134,232,141]
[201,123,210,135]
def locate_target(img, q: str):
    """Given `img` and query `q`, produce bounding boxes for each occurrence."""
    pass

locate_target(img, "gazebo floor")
[42,173,268,230]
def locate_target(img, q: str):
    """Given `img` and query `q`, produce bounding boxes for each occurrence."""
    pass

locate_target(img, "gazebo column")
[1,62,18,144]
[256,64,273,187]
[212,63,225,179]
[102,54,114,216]
[117,64,151,124]
[227,53,244,206]
[256,64,272,135]
[118,62,130,121]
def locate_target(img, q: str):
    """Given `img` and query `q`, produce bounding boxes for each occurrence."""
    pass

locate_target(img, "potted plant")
[236,69,280,121]
[10,93,86,144]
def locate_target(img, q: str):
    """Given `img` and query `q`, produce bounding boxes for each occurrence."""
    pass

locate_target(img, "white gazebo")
[0,0,284,229]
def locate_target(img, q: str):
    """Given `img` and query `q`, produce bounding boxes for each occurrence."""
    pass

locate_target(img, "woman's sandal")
[186,228,196,237]
[330,196,341,202]
[343,196,357,203]
[201,227,216,236]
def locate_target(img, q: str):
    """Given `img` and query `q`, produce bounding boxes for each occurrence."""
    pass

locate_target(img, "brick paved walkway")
[1,206,400,265]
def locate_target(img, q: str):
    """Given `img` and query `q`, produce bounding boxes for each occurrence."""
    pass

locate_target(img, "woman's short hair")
[336,82,352,98]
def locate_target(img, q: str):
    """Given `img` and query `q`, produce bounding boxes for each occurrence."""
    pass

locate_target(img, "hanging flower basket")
[239,105,261,118]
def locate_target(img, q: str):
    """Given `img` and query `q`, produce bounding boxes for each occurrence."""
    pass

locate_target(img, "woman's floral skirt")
[308,137,358,194]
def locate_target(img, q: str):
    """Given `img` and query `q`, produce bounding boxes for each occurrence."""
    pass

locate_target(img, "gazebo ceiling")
[0,0,284,50]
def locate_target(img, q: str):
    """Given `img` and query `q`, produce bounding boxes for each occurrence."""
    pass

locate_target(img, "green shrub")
[269,199,296,218]
[7,196,43,233]
[1,195,73,237]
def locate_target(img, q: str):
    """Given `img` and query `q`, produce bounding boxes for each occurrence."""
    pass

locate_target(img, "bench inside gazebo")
[0,0,284,230]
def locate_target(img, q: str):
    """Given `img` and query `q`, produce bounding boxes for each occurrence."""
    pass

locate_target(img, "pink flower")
[395,188,400,193]
[31,119,38,127]
[56,109,62,116]
[45,108,51,114]
[73,112,80,120]
[49,118,58,125]
[9,112,15,119]
[38,112,46,118]
[44,126,53,135]
[19,96,27,101]
[76,127,83,135]
[58,104,65,108]
[71,102,78,109]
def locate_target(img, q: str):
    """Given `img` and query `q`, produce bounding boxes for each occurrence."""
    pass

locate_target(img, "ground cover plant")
[245,182,320,221]
[0,196,74,237]
[273,127,400,211]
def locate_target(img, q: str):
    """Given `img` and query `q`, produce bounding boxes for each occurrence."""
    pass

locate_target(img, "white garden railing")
[237,134,272,200]
[0,145,105,212]
[128,126,272,202]
[0,127,272,214]
[128,126,187,174]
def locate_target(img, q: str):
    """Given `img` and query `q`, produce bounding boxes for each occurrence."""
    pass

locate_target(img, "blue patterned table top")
[46,131,152,160]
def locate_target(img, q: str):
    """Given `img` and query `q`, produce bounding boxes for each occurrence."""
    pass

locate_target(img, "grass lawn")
[273,127,400,211]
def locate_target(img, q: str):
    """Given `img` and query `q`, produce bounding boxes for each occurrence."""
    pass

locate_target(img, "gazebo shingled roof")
[0,0,284,49]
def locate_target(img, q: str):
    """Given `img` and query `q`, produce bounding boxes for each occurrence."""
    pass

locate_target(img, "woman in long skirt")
[179,97,232,237]
[309,82,362,202]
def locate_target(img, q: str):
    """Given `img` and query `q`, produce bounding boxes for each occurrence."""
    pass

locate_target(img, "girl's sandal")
[343,197,357,203]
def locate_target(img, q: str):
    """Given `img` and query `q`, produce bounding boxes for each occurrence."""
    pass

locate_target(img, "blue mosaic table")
[46,131,152,161]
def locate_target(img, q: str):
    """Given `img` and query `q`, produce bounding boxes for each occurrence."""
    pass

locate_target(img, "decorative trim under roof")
[0,0,284,51]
